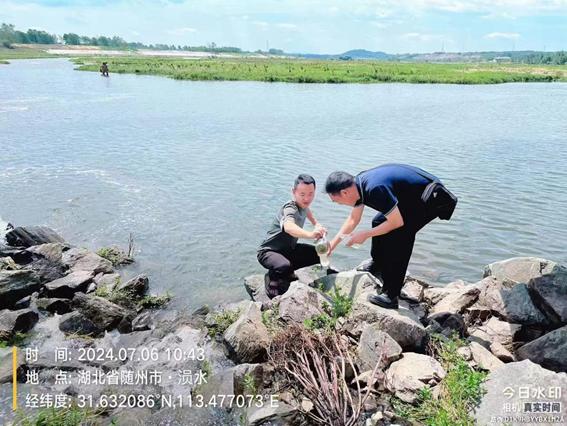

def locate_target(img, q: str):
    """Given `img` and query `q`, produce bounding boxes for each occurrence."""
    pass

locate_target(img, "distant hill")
[292,49,392,60]
[339,49,392,59]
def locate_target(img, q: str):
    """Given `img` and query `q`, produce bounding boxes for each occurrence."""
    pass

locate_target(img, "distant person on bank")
[100,62,109,77]
[258,174,328,299]
[325,164,457,309]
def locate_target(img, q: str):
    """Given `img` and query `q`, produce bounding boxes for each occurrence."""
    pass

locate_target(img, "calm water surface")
[1,59,566,309]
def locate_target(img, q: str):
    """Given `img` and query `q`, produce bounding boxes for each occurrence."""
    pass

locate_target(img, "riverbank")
[2,222,566,425]
[0,47,55,61]
[72,56,567,84]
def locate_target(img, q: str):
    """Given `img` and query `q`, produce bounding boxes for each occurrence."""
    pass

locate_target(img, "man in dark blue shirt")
[325,164,450,309]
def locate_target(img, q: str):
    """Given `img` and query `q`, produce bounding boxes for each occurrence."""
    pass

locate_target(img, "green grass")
[0,46,55,61]
[393,334,487,426]
[72,56,567,84]
[94,280,171,310]
[0,332,29,348]
[242,372,258,396]
[207,308,241,337]
[261,305,281,334]
[15,405,102,426]
[304,287,353,331]
[304,313,337,331]
[138,292,172,309]
[96,246,133,267]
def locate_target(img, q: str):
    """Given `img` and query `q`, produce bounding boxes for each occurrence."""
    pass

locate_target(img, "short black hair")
[325,171,355,194]
[294,174,316,189]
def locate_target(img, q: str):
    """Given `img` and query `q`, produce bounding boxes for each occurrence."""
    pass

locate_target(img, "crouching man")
[257,174,327,299]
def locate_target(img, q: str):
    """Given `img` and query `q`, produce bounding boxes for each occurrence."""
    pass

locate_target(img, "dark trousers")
[370,212,436,299]
[257,244,320,290]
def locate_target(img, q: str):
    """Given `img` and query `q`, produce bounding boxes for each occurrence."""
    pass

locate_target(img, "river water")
[1,58,566,309]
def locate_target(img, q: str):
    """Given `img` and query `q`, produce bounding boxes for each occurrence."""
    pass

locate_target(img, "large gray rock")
[357,324,402,371]
[93,272,120,292]
[277,282,327,324]
[346,289,427,351]
[131,311,152,331]
[0,256,19,271]
[490,341,515,362]
[429,285,480,315]
[312,270,379,301]
[231,363,272,395]
[72,292,134,332]
[400,279,425,303]
[0,308,39,339]
[516,325,567,373]
[243,274,271,304]
[23,256,66,284]
[469,341,505,372]
[528,267,567,326]
[423,286,455,305]
[62,247,113,274]
[427,312,467,338]
[247,402,300,426]
[0,269,41,309]
[0,348,24,384]
[116,274,149,296]
[224,302,271,363]
[474,360,567,426]
[470,276,549,326]
[36,297,72,314]
[295,264,330,286]
[5,226,65,248]
[385,353,446,403]
[469,317,521,351]
[26,243,66,264]
[0,245,30,264]
[59,311,100,335]
[483,257,557,285]
[44,270,93,298]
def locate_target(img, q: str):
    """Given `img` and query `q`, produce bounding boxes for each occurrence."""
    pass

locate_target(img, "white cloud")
[166,27,197,35]
[484,32,521,39]
[253,20,269,28]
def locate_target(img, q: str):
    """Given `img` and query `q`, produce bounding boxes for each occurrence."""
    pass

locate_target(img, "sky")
[1,0,566,54]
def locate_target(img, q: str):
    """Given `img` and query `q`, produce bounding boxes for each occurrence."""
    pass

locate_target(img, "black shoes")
[264,274,290,299]
[326,267,339,275]
[368,293,399,309]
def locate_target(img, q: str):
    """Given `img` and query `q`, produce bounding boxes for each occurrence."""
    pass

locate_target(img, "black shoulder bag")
[421,179,458,220]
[410,167,457,220]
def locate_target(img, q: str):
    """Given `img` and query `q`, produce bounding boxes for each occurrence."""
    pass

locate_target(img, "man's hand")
[346,230,368,247]
[314,223,327,236]
[309,229,325,240]
[327,237,341,256]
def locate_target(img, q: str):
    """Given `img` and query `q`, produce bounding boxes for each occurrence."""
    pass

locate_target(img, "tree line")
[523,51,567,65]
[0,23,243,53]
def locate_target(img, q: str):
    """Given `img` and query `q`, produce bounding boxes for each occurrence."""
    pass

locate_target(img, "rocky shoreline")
[1,223,566,425]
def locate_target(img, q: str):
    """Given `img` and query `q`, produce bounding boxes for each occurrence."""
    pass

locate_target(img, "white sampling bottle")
[315,236,330,267]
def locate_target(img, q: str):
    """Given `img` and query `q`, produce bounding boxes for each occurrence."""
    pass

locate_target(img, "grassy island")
[72,56,567,84]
